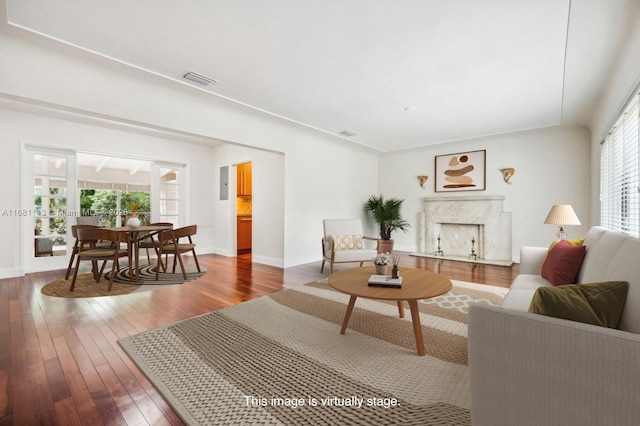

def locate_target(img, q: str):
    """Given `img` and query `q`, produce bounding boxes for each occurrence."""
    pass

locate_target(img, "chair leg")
[176,253,187,280]
[91,260,100,281]
[97,260,108,282]
[320,259,325,273]
[156,253,165,272]
[65,249,77,280]
[191,249,201,272]
[155,253,162,281]
[107,260,118,291]
[127,250,133,282]
[153,245,166,271]
[69,257,82,291]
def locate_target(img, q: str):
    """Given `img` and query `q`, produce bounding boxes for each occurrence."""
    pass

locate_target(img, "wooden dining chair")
[65,224,112,279]
[69,228,132,292]
[137,222,174,269]
[155,225,201,280]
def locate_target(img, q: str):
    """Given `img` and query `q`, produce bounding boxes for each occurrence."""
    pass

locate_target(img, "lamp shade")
[544,205,581,227]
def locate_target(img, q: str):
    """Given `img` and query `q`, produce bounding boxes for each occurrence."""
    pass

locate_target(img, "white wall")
[378,126,591,261]
[282,135,379,266]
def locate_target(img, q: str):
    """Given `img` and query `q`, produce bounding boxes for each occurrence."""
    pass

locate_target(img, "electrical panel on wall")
[220,166,229,200]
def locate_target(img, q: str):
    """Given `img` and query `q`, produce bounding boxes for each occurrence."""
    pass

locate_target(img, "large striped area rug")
[118,279,506,425]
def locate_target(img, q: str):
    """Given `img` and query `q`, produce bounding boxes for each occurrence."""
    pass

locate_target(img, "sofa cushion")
[577,226,626,284]
[333,248,378,262]
[572,226,640,333]
[600,236,640,333]
[528,281,629,328]
[331,234,364,250]
[500,274,553,311]
[541,240,586,286]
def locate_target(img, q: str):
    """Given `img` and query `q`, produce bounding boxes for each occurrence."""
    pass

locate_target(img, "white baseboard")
[0,267,25,279]
[252,255,284,268]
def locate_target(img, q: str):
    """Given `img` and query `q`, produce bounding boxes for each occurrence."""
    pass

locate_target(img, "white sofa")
[468,226,640,426]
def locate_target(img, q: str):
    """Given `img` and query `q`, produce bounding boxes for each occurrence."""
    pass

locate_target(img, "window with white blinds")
[600,90,640,237]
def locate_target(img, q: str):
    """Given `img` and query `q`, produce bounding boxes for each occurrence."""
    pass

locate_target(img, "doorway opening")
[236,162,252,255]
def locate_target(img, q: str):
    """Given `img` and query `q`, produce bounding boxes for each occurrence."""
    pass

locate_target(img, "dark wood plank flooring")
[0,252,518,425]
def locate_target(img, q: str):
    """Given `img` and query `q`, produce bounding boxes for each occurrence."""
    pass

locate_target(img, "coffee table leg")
[397,300,405,318]
[340,295,358,334]
[407,300,425,356]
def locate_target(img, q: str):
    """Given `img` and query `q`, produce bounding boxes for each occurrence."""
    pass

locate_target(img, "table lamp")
[544,204,581,240]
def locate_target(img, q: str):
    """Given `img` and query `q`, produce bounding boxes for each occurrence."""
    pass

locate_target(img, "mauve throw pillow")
[541,239,586,286]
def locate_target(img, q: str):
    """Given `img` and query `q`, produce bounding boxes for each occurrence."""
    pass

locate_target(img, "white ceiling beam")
[95,156,110,172]
[129,164,142,175]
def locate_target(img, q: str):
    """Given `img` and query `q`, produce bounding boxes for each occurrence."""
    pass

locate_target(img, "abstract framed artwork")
[435,149,486,192]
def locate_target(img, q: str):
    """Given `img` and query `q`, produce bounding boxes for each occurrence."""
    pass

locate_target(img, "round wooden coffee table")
[328,266,452,356]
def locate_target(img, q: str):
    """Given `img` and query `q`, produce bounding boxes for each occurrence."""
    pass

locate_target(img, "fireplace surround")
[412,195,513,266]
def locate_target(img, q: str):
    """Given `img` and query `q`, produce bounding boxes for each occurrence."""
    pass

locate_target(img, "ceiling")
[6,0,639,152]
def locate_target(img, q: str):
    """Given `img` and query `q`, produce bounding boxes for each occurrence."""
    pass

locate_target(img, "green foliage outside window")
[80,190,150,227]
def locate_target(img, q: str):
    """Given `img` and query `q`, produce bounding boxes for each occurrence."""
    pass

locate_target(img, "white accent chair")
[321,219,379,273]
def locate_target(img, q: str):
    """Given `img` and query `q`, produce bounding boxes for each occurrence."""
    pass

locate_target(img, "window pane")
[33,154,68,257]
[160,183,179,199]
[160,200,179,215]
[159,166,181,226]
[34,154,67,177]
[600,92,640,237]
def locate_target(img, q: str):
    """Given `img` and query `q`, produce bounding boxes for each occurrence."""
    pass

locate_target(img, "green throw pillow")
[528,281,629,328]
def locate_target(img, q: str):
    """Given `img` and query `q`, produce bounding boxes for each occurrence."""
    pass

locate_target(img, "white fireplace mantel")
[412,195,513,266]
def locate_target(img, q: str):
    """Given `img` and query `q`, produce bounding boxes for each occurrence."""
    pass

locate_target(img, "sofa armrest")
[468,304,640,426]
[519,246,548,274]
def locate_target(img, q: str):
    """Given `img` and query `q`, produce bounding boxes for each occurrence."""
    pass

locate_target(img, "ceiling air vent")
[181,70,217,87]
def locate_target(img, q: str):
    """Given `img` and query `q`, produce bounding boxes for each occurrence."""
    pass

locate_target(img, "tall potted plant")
[364,194,410,253]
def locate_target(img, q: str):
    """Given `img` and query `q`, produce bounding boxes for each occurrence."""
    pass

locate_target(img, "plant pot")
[127,215,140,228]
[378,239,394,254]
[375,264,388,275]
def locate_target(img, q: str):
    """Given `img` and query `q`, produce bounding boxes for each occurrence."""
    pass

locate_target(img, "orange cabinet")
[237,216,252,253]
[237,163,252,196]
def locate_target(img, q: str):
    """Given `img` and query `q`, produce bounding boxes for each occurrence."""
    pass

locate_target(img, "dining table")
[105,224,173,282]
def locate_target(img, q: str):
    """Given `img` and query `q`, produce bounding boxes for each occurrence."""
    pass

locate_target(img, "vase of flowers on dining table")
[127,202,141,228]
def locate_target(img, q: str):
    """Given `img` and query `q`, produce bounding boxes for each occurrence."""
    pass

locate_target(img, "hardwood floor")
[0,252,518,425]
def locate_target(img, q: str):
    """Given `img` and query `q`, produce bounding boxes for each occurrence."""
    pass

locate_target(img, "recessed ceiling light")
[181,70,217,87]
[339,130,357,137]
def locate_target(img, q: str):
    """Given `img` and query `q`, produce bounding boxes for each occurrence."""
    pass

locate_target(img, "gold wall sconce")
[417,175,428,188]
[500,168,515,184]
